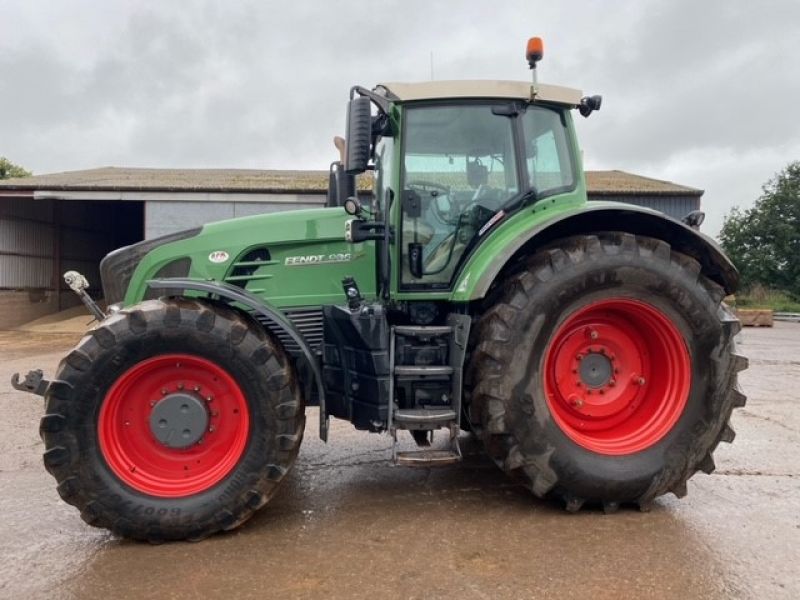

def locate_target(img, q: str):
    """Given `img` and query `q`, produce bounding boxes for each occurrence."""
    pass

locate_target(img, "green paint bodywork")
[121,99,596,309]
[124,208,377,308]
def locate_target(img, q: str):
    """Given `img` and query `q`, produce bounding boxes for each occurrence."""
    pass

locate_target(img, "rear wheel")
[40,298,304,541]
[468,233,747,511]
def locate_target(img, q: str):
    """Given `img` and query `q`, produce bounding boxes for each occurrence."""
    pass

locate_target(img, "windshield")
[400,104,519,286]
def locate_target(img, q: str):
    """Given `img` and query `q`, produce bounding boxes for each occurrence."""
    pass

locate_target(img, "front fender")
[451,202,739,302]
[147,278,329,441]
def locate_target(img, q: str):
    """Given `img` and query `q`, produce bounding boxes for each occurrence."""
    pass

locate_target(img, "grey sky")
[1,0,799,236]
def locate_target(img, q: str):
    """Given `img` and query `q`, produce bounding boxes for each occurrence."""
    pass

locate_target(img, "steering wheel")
[406,180,455,224]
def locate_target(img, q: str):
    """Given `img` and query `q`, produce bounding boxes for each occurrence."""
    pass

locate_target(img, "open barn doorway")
[0,198,143,328]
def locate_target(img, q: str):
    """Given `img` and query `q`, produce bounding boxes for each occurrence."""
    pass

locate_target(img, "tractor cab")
[330,78,597,298]
[321,41,603,460]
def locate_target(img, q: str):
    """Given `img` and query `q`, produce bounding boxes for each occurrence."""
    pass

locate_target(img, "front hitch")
[11,270,103,399]
[11,369,50,397]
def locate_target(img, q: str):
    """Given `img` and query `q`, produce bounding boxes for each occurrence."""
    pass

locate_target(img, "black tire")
[39,297,305,541]
[467,233,747,512]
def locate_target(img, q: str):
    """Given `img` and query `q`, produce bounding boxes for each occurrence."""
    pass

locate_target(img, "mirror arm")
[345,219,394,244]
[350,85,391,115]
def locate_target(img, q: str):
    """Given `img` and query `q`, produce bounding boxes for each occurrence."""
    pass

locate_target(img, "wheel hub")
[578,352,613,388]
[149,392,209,449]
[542,299,691,455]
[98,353,250,498]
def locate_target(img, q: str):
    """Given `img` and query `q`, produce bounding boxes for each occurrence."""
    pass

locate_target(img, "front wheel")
[40,298,304,541]
[468,233,747,511]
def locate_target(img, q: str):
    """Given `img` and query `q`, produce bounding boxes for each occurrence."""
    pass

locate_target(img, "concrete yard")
[0,322,798,599]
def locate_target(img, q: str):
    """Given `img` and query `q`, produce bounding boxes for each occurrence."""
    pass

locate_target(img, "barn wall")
[144,195,325,238]
[588,194,700,220]
[0,198,58,328]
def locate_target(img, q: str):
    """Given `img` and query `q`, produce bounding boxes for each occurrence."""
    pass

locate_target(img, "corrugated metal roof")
[586,171,702,196]
[0,167,702,197]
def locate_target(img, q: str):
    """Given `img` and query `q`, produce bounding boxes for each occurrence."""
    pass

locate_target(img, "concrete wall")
[0,290,61,329]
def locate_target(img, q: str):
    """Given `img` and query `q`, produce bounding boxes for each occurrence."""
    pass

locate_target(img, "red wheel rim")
[98,354,250,497]
[543,298,691,455]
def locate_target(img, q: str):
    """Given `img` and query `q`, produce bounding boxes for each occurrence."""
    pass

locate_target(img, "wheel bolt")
[609,379,616,387]
[193,385,200,392]
[208,425,215,433]
[150,400,156,407]
[569,395,584,408]
[161,388,168,395]
[206,396,213,402]
[576,353,584,360]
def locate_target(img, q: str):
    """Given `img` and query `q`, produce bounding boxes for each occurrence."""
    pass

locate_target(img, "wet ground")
[1,323,798,599]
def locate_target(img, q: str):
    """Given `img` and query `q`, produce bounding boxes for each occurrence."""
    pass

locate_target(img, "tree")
[0,157,32,179]
[720,161,800,298]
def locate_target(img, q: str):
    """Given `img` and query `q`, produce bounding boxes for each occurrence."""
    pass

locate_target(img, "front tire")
[40,298,304,541]
[468,233,747,511]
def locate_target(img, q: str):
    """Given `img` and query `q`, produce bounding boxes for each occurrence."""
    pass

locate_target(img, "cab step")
[394,365,454,377]
[393,325,453,338]
[388,314,471,467]
[393,408,457,425]
[392,423,463,467]
[395,448,462,467]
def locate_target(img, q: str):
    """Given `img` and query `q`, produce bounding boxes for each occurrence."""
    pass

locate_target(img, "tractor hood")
[101,207,374,308]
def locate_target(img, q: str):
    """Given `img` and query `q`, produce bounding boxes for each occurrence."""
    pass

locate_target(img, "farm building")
[0,167,702,328]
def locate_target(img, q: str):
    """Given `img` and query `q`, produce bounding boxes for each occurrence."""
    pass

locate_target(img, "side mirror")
[345,96,372,174]
[578,95,602,118]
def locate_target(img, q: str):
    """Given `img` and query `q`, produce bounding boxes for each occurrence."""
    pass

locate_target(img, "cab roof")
[377,80,582,106]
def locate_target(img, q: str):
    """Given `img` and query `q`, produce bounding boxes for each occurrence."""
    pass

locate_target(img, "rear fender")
[147,278,328,441]
[452,204,739,302]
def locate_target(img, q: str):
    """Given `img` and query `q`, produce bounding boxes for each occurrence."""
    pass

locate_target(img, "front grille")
[256,308,324,357]
[144,257,192,300]
[224,247,278,291]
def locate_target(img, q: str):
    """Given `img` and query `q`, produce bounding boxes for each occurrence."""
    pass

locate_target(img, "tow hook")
[11,369,50,397]
[63,270,106,321]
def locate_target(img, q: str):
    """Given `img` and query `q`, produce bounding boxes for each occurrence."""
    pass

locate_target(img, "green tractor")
[14,38,746,541]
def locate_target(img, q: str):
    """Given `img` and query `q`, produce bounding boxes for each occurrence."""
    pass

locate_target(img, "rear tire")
[40,298,304,541]
[467,233,747,511]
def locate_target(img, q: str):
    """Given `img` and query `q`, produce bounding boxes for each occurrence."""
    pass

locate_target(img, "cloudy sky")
[1,0,799,235]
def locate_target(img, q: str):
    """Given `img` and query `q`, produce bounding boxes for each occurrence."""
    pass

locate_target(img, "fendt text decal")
[284,253,352,266]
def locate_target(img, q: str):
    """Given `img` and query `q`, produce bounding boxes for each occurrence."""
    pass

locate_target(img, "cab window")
[521,106,575,197]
